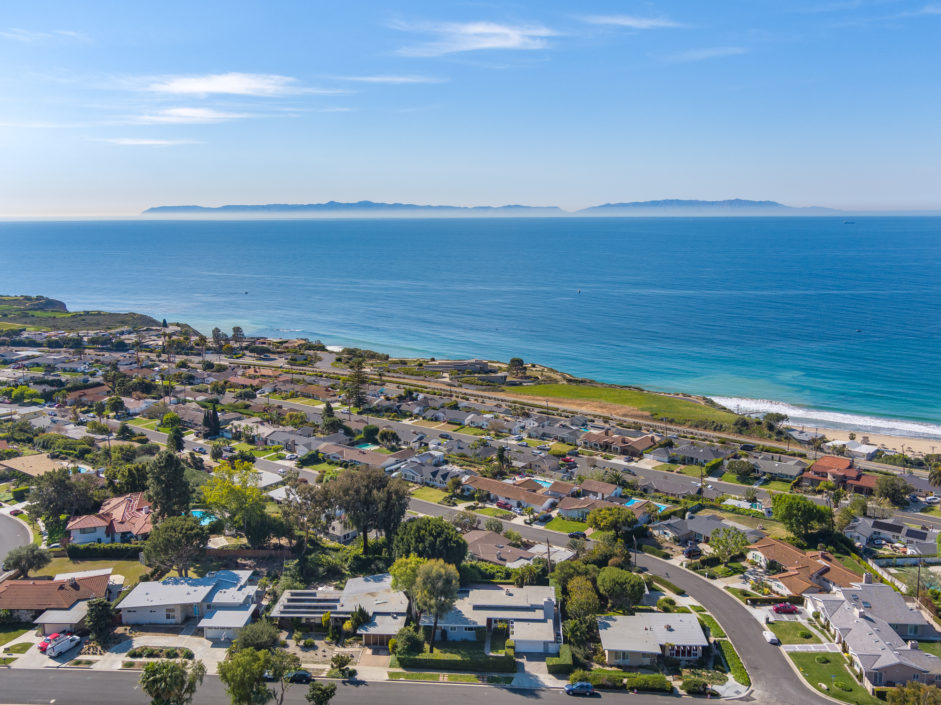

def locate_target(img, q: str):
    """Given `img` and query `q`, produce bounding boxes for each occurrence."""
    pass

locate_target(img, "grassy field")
[545,517,588,533]
[453,425,488,436]
[768,620,821,644]
[788,653,879,705]
[0,624,31,648]
[762,480,796,493]
[506,383,740,425]
[725,587,758,602]
[34,557,152,584]
[475,507,515,519]
[412,486,448,503]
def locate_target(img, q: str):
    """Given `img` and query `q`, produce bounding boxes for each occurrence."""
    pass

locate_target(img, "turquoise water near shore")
[1,216,939,434]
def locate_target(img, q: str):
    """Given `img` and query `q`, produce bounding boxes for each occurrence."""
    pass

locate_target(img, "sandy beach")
[820,427,941,457]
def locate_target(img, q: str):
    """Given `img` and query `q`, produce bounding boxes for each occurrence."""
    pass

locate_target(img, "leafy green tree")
[85,597,115,644]
[162,412,182,428]
[484,517,503,533]
[726,459,757,482]
[596,567,645,610]
[393,625,424,655]
[771,493,831,539]
[361,425,379,443]
[586,505,637,541]
[551,560,599,593]
[166,425,185,453]
[2,544,51,577]
[414,559,460,653]
[507,357,525,376]
[28,467,97,520]
[201,459,267,535]
[143,515,208,577]
[218,647,270,705]
[875,475,914,507]
[343,357,368,408]
[375,476,410,545]
[147,450,191,517]
[390,554,428,618]
[393,516,467,565]
[566,575,600,620]
[305,682,337,705]
[234,620,280,652]
[377,428,399,449]
[888,682,941,705]
[265,649,303,705]
[331,467,405,554]
[139,659,206,705]
[106,396,126,416]
[709,526,749,564]
[448,510,478,533]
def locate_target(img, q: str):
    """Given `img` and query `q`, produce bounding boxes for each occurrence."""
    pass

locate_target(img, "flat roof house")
[119,570,257,637]
[597,614,708,667]
[420,584,560,654]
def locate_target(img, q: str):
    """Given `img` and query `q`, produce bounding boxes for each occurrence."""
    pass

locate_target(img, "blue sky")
[1,0,939,215]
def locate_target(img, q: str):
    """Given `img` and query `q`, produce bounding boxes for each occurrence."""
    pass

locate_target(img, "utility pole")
[545,538,553,574]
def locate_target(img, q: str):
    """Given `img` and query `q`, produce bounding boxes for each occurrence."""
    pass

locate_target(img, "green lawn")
[697,613,726,638]
[549,442,576,455]
[762,480,796,493]
[545,517,588,533]
[0,624,31,648]
[654,463,680,472]
[475,507,515,519]
[389,672,441,681]
[129,418,158,430]
[725,587,758,602]
[506,383,741,425]
[916,641,941,657]
[679,465,705,478]
[34,557,152,584]
[412,486,448,503]
[768,620,821,644]
[4,642,31,654]
[453,425,489,436]
[788,653,880,705]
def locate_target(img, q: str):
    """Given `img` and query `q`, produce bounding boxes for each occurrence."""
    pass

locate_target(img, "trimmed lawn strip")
[474,507,515,519]
[34,556,151,584]
[4,642,31,654]
[411,487,448,503]
[544,517,588,534]
[768,620,821,644]
[714,639,750,687]
[697,613,726,638]
[788,652,880,705]
[0,625,31,648]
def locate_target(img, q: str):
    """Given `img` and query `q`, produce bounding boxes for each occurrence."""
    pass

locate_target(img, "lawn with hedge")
[390,641,516,673]
[569,669,672,692]
[696,613,726,638]
[546,644,573,674]
[767,620,820,644]
[788,653,880,705]
[715,639,750,687]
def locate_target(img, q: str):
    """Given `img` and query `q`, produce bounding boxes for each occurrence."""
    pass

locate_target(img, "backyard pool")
[532,479,553,488]
[624,497,670,512]
[190,509,216,526]
[356,443,379,450]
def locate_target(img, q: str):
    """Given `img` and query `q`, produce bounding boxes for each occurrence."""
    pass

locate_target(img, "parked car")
[286,670,313,684]
[762,630,780,645]
[38,633,63,653]
[285,453,298,460]
[683,546,702,559]
[537,444,550,450]
[439,433,452,440]
[194,446,206,454]
[9,508,23,516]
[536,513,552,523]
[564,682,595,696]
[46,634,81,657]
[568,531,587,540]
[926,495,940,505]
[495,500,513,510]
[773,603,798,614]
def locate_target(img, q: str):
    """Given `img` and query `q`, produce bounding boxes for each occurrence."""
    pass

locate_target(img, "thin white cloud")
[582,15,685,29]
[336,75,445,84]
[0,28,89,42]
[393,20,556,57]
[137,107,250,124]
[147,72,343,96]
[664,46,747,62]
[90,137,200,146]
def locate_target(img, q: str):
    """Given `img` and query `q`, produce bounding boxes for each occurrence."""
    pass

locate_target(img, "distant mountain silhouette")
[143,198,839,217]
[577,199,838,215]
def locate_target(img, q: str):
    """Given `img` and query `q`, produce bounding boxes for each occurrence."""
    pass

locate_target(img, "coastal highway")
[409,497,830,705]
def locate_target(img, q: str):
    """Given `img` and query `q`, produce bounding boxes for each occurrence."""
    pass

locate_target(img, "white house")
[597,614,708,666]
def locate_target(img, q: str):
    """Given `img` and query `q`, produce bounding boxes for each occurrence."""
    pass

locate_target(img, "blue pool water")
[533,479,553,488]
[624,497,670,512]
[190,509,216,526]
[356,443,379,450]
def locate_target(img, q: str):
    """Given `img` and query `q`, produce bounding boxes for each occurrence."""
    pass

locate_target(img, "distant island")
[143,198,838,217]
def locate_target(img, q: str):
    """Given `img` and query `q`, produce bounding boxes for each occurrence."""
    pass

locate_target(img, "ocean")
[2,216,940,437]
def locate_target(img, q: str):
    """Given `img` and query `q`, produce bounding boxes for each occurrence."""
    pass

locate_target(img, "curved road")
[0,511,31,562]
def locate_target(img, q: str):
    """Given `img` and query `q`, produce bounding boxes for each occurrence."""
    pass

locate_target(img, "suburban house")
[0,571,113,632]
[464,529,573,569]
[578,430,657,458]
[65,385,110,406]
[461,476,556,511]
[751,454,807,480]
[807,578,936,643]
[541,480,578,498]
[317,443,411,470]
[119,570,258,638]
[578,479,622,501]
[651,513,764,544]
[393,461,466,489]
[597,614,709,666]
[556,496,622,521]
[845,517,940,554]
[65,492,153,545]
[420,584,560,654]
[747,537,862,595]
[801,456,879,495]
[649,442,734,466]
[530,423,582,445]
[824,439,880,460]
[271,573,408,647]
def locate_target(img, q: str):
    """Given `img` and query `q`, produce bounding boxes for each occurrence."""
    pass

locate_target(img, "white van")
[46,634,81,657]
[762,630,780,645]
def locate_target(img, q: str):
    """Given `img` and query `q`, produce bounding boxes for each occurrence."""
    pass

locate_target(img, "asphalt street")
[0,511,31,562]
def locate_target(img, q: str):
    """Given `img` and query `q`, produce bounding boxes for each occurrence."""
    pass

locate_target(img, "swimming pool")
[190,509,216,526]
[356,443,379,450]
[624,497,670,512]
[532,479,552,488]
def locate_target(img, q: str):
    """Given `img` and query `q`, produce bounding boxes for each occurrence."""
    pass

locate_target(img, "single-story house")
[747,538,862,595]
[578,479,622,501]
[752,454,807,480]
[597,614,708,666]
[0,571,111,628]
[556,496,623,521]
[462,476,555,511]
[119,570,258,627]
[650,513,763,544]
[465,530,573,569]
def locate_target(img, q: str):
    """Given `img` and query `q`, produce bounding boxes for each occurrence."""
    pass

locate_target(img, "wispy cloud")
[0,28,89,42]
[663,46,747,62]
[90,137,200,146]
[393,20,556,57]
[147,72,343,96]
[335,74,445,84]
[582,15,685,29]
[137,107,250,124]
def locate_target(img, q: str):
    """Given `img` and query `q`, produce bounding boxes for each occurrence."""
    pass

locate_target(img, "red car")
[38,633,63,653]
[773,603,798,614]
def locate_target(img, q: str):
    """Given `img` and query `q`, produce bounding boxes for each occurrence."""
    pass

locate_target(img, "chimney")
[855,606,865,618]
[863,572,873,584]
[69,578,79,589]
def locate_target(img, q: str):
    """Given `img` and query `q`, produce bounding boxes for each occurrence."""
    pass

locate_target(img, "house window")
[165,609,174,619]
[79,527,97,534]
[909,624,918,635]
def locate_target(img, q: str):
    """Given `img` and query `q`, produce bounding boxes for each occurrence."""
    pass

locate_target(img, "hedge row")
[640,544,670,559]
[66,542,143,559]
[127,646,194,659]
[394,652,516,673]
[715,639,750,687]
[546,644,573,674]
[650,575,686,595]
[744,595,803,607]
[570,669,672,692]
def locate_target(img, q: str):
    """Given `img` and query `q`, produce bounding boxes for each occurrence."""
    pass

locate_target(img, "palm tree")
[929,463,941,490]
[603,468,625,487]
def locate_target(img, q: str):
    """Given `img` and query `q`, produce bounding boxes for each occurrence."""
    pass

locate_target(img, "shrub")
[815,655,830,664]
[682,677,709,695]
[393,625,423,656]
[394,652,516,673]
[799,629,812,639]
[834,680,852,692]
[303,639,315,648]
[624,674,672,692]
[641,545,670,559]
[387,638,397,654]
[546,644,574,675]
[715,640,750,687]
[66,542,143,560]
[651,575,685,595]
[657,596,676,612]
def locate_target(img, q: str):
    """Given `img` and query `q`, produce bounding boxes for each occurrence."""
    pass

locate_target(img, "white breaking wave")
[709,396,941,440]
